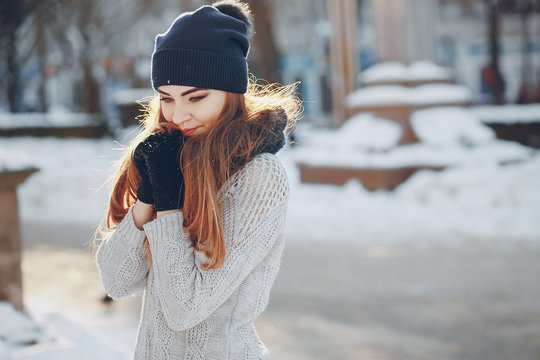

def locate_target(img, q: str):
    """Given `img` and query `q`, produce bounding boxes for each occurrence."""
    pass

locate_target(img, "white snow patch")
[470,104,540,124]
[0,300,132,360]
[345,84,473,108]
[0,147,38,173]
[410,107,496,146]
[298,113,402,151]
[360,61,453,85]
[0,302,43,353]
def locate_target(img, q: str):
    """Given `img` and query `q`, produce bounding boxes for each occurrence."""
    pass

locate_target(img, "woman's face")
[157,85,227,137]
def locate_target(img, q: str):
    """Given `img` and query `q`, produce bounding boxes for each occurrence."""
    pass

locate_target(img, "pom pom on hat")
[212,0,254,38]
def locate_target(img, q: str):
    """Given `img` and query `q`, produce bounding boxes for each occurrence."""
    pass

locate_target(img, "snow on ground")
[0,302,44,357]
[0,300,133,359]
[284,145,540,243]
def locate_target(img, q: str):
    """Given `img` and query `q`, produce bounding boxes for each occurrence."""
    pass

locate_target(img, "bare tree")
[0,1,33,112]
[484,0,506,104]
[498,0,540,103]
[244,0,281,83]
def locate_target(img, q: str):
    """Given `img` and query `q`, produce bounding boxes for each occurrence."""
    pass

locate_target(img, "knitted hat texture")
[151,2,252,93]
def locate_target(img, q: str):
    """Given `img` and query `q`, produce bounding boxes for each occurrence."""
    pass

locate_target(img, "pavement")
[20,221,540,360]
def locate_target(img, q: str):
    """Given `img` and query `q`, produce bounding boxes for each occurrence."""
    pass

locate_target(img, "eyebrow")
[157,87,207,97]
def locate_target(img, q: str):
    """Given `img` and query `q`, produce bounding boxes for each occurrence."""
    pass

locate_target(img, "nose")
[171,103,191,125]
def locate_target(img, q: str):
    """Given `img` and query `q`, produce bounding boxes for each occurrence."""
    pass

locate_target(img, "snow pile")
[470,104,540,124]
[410,107,495,146]
[0,301,130,359]
[0,147,38,173]
[298,113,402,151]
[359,61,453,85]
[0,113,102,129]
[345,83,473,107]
[0,302,43,356]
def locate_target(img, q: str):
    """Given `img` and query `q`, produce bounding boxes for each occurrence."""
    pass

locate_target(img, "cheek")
[202,96,226,127]
[198,107,222,128]
[161,104,174,121]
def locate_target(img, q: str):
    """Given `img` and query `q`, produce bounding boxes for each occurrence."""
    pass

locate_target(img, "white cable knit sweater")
[96,153,288,360]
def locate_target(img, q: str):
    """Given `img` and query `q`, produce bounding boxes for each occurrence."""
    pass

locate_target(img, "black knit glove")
[133,141,154,205]
[133,130,186,211]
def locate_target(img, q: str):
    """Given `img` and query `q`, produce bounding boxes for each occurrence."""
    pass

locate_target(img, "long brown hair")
[94,77,302,269]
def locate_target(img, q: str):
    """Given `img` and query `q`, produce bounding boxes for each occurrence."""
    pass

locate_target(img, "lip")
[181,127,199,136]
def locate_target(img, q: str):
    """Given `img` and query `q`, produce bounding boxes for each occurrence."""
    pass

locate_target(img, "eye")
[160,97,173,103]
[189,95,206,103]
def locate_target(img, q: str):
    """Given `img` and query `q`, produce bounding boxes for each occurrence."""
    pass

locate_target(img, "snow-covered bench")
[344,83,473,144]
[293,109,535,190]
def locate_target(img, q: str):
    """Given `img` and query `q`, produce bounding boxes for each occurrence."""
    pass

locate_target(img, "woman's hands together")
[133,129,186,213]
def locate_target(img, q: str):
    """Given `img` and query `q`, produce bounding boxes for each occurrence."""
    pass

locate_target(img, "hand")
[133,200,155,229]
[133,129,186,212]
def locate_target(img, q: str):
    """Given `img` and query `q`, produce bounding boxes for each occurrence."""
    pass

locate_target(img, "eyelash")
[159,95,206,103]
[189,96,206,102]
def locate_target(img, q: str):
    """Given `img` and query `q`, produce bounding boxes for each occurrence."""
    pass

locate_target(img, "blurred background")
[1,0,539,359]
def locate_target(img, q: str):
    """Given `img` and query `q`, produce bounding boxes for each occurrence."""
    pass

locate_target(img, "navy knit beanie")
[151,1,253,94]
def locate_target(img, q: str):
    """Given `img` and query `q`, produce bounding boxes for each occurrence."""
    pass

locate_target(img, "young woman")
[94,1,301,359]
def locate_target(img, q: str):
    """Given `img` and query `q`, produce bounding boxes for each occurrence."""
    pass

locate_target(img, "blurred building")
[273,0,540,119]
[6,0,540,118]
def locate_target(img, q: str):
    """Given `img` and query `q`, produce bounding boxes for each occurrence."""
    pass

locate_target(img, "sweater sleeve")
[96,207,150,299]
[143,154,289,331]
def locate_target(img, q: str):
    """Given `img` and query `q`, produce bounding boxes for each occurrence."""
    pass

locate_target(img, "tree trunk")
[487,2,506,104]
[6,30,21,112]
[0,0,25,112]
[82,62,101,114]
[245,0,281,83]
[36,17,48,112]
[517,12,533,103]
[326,0,357,126]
